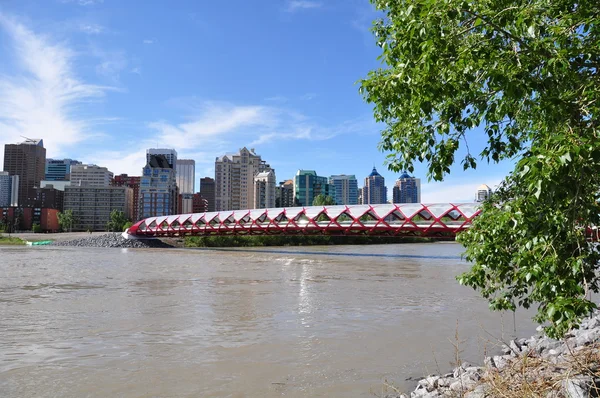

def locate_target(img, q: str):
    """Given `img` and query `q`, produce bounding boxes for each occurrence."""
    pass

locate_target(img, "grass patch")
[0,236,26,245]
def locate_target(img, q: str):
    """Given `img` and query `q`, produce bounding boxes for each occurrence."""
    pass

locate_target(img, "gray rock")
[449,376,478,393]
[52,233,174,249]
[485,355,509,370]
[434,377,453,388]
[509,339,522,354]
[534,338,563,355]
[562,376,591,398]
[574,329,600,347]
[417,376,440,392]
[464,384,487,398]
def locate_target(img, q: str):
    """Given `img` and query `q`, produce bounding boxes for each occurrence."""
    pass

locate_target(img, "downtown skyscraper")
[392,172,421,203]
[139,152,178,219]
[3,138,46,207]
[329,174,358,205]
[362,167,387,204]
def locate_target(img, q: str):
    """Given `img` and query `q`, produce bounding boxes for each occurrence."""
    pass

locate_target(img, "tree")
[57,210,75,232]
[107,210,129,232]
[312,194,336,206]
[361,0,600,337]
[122,221,133,232]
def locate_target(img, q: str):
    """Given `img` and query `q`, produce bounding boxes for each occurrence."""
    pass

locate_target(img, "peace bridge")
[124,203,481,239]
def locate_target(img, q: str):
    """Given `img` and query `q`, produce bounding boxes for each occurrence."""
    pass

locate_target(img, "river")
[0,242,537,397]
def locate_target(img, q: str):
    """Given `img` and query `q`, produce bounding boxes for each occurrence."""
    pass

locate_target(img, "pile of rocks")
[393,311,600,398]
[52,233,174,249]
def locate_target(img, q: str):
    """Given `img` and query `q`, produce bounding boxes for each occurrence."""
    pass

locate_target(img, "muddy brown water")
[0,243,537,397]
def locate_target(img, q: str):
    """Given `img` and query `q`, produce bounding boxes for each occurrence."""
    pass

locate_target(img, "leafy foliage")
[57,210,75,232]
[361,0,600,337]
[107,210,129,232]
[312,194,336,206]
[122,221,133,232]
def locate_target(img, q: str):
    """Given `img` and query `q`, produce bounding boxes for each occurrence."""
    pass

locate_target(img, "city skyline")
[0,2,508,202]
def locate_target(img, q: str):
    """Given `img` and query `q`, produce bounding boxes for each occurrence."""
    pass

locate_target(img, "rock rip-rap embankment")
[392,311,600,398]
[52,233,174,249]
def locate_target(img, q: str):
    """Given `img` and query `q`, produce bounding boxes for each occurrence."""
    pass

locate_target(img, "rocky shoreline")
[393,311,600,398]
[51,233,175,249]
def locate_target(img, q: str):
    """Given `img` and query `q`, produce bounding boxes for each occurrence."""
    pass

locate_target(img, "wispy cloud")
[91,47,128,83]
[0,14,113,164]
[285,1,323,12]
[421,179,503,203]
[300,92,317,100]
[147,101,280,149]
[143,39,154,44]
[130,67,141,75]
[264,95,288,103]
[79,23,105,35]
[61,0,104,5]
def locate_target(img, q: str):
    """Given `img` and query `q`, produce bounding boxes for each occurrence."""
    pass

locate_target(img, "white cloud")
[79,23,104,34]
[92,49,128,82]
[130,67,141,75]
[143,39,154,44]
[285,1,323,12]
[300,92,317,100]
[61,0,104,5]
[421,179,503,203]
[86,149,147,177]
[87,100,366,176]
[148,101,278,149]
[0,14,113,165]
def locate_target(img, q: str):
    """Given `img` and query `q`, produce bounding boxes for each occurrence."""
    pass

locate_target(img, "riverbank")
[393,310,600,398]
[0,236,26,245]
[51,233,175,248]
[185,234,439,247]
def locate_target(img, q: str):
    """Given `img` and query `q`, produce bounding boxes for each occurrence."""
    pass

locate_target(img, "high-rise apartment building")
[147,148,177,170]
[199,177,215,212]
[192,193,209,213]
[178,193,194,214]
[25,186,64,210]
[392,172,421,203]
[64,186,133,231]
[176,159,195,194]
[329,174,358,205]
[362,167,387,204]
[112,174,141,222]
[293,170,336,207]
[215,147,273,211]
[0,172,19,207]
[476,184,492,202]
[70,164,113,187]
[3,138,46,207]
[139,154,178,219]
[45,158,82,181]
[254,170,276,209]
[275,180,295,207]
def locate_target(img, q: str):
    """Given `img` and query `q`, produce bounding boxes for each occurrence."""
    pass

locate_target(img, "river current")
[0,243,536,397]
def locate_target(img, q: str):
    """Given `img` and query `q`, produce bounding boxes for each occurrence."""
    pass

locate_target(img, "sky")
[0,0,514,202]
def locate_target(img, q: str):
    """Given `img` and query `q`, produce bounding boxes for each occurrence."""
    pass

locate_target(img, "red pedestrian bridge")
[124,203,481,238]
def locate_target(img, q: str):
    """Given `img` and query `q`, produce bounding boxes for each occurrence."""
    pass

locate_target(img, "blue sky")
[0,0,513,202]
